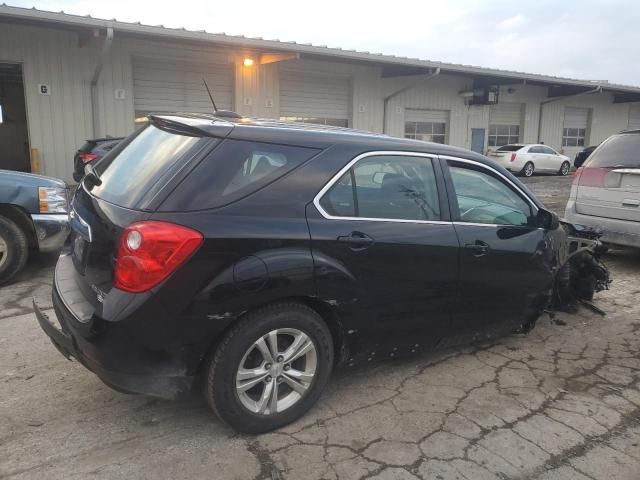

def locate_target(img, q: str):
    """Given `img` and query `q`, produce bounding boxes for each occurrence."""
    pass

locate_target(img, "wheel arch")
[0,204,37,248]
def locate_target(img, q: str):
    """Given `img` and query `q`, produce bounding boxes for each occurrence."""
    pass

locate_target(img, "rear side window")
[160,139,320,211]
[90,124,209,209]
[587,134,640,168]
[318,154,441,221]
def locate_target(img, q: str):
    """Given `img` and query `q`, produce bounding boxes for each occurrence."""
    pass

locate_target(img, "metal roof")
[2,3,640,95]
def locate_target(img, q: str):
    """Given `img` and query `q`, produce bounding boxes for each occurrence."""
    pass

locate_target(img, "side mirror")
[537,209,559,230]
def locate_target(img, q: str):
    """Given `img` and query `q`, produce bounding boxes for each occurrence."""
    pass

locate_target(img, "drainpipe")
[537,85,602,142]
[382,68,440,134]
[90,27,114,138]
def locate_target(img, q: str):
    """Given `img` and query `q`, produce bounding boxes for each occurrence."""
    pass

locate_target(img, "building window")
[488,125,520,147]
[404,121,446,144]
[280,116,348,128]
[562,128,586,147]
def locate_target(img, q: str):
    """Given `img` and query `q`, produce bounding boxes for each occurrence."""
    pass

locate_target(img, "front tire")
[521,162,535,177]
[0,216,29,285]
[204,302,334,433]
[559,161,571,176]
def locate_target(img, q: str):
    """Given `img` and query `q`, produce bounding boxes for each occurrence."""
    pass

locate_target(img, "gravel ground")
[1,174,639,480]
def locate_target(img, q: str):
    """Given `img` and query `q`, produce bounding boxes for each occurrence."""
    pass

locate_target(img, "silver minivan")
[564,130,640,248]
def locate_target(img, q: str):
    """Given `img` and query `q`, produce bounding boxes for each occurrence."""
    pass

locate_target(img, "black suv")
[35,114,603,432]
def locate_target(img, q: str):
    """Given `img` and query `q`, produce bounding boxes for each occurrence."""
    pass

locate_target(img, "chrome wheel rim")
[525,164,534,176]
[235,328,317,415]
[561,163,569,175]
[0,237,7,268]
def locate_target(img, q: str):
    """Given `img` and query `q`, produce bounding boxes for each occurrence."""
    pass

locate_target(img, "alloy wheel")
[235,328,317,415]
[524,163,534,177]
[561,163,570,175]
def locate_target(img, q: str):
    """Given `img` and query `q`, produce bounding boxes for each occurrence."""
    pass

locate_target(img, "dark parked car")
[35,114,607,433]
[73,137,123,182]
[0,170,69,284]
[573,145,597,168]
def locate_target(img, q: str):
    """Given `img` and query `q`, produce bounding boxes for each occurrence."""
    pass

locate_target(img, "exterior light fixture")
[243,58,254,67]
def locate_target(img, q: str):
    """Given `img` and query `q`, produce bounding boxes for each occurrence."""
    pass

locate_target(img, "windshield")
[586,134,640,168]
[89,124,210,209]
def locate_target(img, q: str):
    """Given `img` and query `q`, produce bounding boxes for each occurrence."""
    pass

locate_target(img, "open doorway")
[0,63,30,172]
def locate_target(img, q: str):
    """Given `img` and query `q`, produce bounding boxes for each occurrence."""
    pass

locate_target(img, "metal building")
[1,4,639,183]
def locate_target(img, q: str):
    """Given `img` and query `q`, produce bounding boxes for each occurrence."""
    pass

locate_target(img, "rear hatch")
[575,133,640,222]
[66,118,228,315]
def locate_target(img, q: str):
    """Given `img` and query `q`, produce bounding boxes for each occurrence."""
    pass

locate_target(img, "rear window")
[89,124,210,209]
[159,139,320,211]
[587,134,640,168]
[496,145,523,152]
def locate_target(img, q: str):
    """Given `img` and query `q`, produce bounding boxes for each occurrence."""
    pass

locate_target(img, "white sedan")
[488,144,571,177]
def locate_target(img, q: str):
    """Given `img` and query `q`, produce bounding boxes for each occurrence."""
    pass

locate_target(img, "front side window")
[319,155,440,221]
[448,163,532,226]
[404,122,447,144]
[488,125,520,147]
[562,127,587,147]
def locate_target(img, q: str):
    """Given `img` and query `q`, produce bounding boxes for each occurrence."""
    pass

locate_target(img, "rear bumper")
[34,262,195,399]
[564,200,640,248]
[31,213,70,252]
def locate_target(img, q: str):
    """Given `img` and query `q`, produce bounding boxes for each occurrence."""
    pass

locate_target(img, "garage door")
[279,69,350,127]
[562,107,590,158]
[404,109,448,144]
[628,105,640,130]
[133,58,233,116]
[488,103,523,146]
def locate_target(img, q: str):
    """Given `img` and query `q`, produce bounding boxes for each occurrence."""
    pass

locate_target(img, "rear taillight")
[510,153,517,162]
[114,221,203,293]
[79,153,98,164]
[574,167,609,187]
[572,167,583,184]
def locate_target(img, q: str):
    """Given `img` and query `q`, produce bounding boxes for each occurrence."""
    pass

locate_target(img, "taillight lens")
[510,153,517,162]
[114,221,203,293]
[572,167,583,184]
[79,153,98,164]
[574,167,609,187]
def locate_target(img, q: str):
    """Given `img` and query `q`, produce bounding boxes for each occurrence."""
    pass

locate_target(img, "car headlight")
[38,187,69,213]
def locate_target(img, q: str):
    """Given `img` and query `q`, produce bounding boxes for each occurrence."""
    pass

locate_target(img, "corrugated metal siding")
[405,109,448,123]
[132,57,233,114]
[0,23,94,182]
[564,107,589,128]
[489,103,523,125]
[628,105,640,130]
[279,69,350,120]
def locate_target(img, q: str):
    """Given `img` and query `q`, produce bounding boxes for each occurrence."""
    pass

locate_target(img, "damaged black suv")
[35,114,608,433]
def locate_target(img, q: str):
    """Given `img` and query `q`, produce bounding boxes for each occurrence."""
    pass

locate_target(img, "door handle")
[464,240,490,257]
[337,231,374,250]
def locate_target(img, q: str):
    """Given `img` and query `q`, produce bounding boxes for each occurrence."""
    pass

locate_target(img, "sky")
[8,0,640,86]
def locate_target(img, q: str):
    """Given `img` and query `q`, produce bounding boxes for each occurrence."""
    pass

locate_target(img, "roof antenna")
[203,79,218,112]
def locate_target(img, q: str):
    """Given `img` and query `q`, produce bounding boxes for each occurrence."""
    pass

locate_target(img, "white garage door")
[279,69,350,127]
[488,103,523,146]
[628,105,640,130]
[133,58,233,116]
[404,109,448,144]
[562,107,590,158]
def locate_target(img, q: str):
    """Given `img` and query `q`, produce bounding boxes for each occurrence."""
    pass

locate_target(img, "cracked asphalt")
[2,175,640,480]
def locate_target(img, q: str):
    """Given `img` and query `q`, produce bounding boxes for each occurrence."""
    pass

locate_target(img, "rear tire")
[559,161,571,176]
[204,302,334,433]
[0,215,29,285]
[521,162,535,177]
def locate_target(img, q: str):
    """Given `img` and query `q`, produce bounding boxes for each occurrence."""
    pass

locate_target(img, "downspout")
[90,27,114,138]
[537,85,602,142]
[382,68,440,134]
